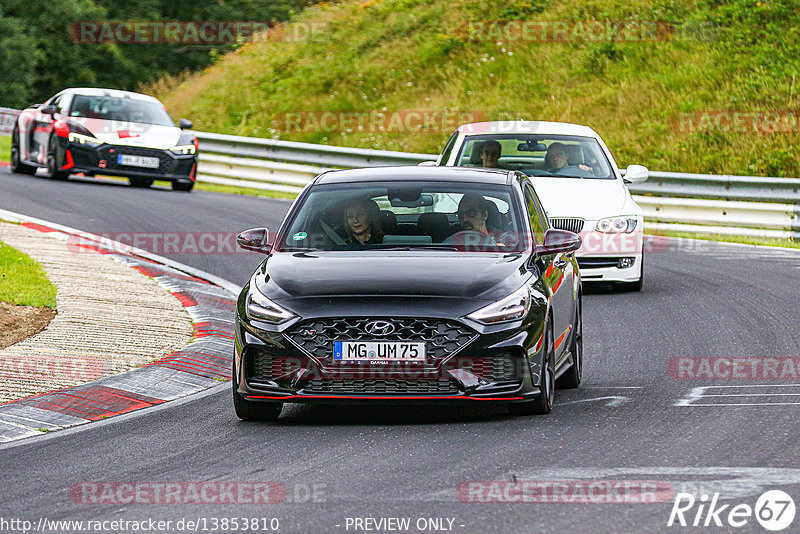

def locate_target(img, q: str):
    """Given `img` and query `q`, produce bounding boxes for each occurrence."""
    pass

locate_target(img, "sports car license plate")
[334,341,425,362]
[118,154,160,169]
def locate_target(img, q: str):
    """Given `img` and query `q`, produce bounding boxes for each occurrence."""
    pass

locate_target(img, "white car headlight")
[467,285,531,325]
[67,132,103,147]
[169,144,196,155]
[596,216,638,233]
[246,285,296,324]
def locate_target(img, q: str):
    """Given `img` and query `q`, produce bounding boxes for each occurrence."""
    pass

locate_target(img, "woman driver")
[343,197,384,245]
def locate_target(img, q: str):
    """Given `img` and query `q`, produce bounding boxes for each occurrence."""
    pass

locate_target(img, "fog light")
[617,257,635,268]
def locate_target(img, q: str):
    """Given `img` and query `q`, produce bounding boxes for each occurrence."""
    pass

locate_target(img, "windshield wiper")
[379,246,460,251]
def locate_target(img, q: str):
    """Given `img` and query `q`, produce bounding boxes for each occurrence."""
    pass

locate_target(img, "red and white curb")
[0,210,241,443]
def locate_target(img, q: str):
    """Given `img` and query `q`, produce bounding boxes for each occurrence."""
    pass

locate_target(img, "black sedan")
[10,87,197,191]
[233,166,583,420]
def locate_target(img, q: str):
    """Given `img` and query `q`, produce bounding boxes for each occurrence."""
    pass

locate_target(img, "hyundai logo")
[364,320,396,336]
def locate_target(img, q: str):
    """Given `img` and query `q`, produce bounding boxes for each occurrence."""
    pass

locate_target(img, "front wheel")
[556,300,583,389]
[232,365,283,421]
[46,135,69,180]
[10,128,37,175]
[509,319,554,416]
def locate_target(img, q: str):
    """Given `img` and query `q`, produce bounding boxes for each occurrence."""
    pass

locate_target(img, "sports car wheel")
[10,128,37,175]
[46,135,69,180]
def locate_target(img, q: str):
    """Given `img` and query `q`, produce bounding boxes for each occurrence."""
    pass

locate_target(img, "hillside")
[148,0,800,176]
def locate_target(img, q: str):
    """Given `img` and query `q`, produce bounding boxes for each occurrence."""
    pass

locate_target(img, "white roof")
[457,120,600,139]
[61,87,161,104]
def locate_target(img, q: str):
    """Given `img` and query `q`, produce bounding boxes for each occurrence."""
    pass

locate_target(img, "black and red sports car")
[10,87,197,191]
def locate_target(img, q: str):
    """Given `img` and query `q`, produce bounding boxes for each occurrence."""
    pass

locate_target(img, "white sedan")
[435,120,648,290]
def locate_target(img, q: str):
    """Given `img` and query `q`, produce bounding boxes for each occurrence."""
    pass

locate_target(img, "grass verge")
[0,240,57,308]
[0,135,10,163]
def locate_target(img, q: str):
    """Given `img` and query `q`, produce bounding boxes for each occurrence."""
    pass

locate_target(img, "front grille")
[578,257,621,269]
[550,218,585,234]
[285,318,476,363]
[304,377,459,394]
[99,146,175,175]
[451,354,519,381]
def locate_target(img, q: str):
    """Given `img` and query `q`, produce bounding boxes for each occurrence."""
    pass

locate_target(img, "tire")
[614,249,644,292]
[172,181,194,192]
[129,177,154,188]
[556,299,583,389]
[509,319,555,416]
[46,135,69,180]
[10,128,37,175]
[232,365,283,422]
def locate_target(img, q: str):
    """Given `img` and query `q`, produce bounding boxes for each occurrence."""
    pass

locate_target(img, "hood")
[530,177,629,220]
[257,251,528,301]
[69,118,182,149]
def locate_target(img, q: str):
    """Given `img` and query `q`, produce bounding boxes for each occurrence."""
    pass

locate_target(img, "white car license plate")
[334,341,425,362]
[118,154,160,169]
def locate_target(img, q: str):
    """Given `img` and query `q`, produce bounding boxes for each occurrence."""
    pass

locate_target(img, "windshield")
[68,95,175,126]
[278,181,528,253]
[454,134,615,179]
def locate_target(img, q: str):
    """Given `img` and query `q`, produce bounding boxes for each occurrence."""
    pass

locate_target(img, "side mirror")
[40,105,57,116]
[237,228,272,254]
[623,164,648,183]
[417,160,437,166]
[178,118,193,130]
[536,228,582,256]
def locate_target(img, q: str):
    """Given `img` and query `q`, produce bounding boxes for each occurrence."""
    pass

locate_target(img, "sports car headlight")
[245,285,296,324]
[596,216,638,233]
[67,132,103,147]
[467,285,531,325]
[169,144,196,155]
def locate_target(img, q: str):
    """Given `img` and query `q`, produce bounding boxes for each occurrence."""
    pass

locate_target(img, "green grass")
[193,182,297,199]
[645,228,800,250]
[147,0,800,177]
[0,135,9,163]
[0,240,57,308]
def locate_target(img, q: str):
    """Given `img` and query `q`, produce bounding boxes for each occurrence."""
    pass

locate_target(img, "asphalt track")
[2,167,800,533]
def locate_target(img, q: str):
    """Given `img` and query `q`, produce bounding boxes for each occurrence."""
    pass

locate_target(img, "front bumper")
[58,138,196,183]
[233,314,545,405]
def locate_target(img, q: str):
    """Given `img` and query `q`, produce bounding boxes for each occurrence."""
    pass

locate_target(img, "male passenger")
[480,140,502,168]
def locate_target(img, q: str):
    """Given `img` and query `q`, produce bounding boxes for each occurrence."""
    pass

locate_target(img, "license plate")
[118,154,160,169]
[334,341,425,362]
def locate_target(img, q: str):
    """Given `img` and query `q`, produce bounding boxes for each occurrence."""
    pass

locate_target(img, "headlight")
[466,285,531,325]
[169,144,196,155]
[596,216,638,233]
[67,132,103,147]
[245,285,296,324]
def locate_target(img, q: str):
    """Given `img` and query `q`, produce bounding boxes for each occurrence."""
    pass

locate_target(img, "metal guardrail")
[0,107,20,135]
[2,107,798,238]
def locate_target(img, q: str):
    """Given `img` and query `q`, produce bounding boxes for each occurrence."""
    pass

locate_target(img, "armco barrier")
[2,107,798,237]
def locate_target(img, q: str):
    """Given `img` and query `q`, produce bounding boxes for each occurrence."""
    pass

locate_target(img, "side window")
[437,133,458,166]
[524,185,546,244]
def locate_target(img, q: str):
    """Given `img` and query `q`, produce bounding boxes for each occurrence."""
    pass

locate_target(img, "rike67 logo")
[668,490,796,531]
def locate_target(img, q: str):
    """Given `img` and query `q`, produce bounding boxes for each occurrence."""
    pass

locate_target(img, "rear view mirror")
[178,118,193,129]
[237,228,272,254]
[517,142,547,152]
[40,105,57,116]
[536,228,582,255]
